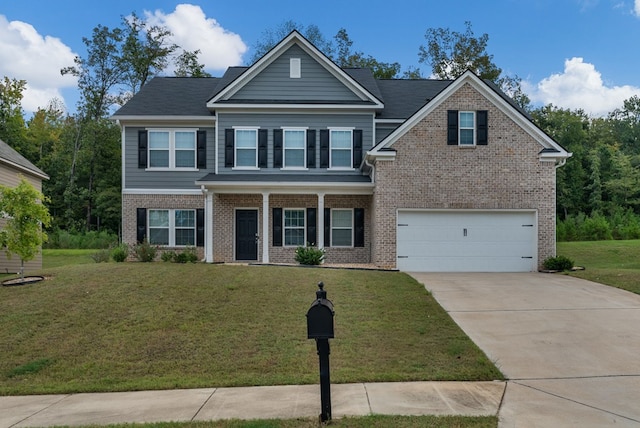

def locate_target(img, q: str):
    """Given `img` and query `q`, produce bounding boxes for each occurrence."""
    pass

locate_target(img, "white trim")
[210,103,380,110]
[204,189,214,263]
[146,128,198,170]
[329,128,353,169]
[374,118,405,124]
[195,181,374,195]
[214,111,219,175]
[317,193,325,249]
[234,128,259,168]
[458,111,476,146]
[123,188,203,195]
[148,208,197,247]
[282,128,307,169]
[330,208,354,248]
[0,158,49,180]
[283,207,306,247]
[262,193,270,263]
[112,116,215,126]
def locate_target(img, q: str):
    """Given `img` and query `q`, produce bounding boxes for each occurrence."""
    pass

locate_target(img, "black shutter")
[138,130,148,168]
[354,208,365,247]
[307,130,316,168]
[447,110,458,145]
[272,208,282,247]
[136,208,147,243]
[306,208,317,246]
[477,110,488,145]
[353,129,363,167]
[224,129,234,167]
[320,130,329,168]
[273,129,283,168]
[324,208,331,247]
[258,129,268,168]
[197,131,206,169]
[196,208,205,247]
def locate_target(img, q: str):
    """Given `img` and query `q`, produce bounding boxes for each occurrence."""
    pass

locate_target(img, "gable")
[208,31,383,109]
[231,45,362,102]
[368,71,571,164]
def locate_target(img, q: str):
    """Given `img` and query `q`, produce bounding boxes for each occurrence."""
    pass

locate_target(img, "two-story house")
[112,31,570,272]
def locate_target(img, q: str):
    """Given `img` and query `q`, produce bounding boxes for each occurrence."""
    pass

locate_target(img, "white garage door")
[397,210,536,272]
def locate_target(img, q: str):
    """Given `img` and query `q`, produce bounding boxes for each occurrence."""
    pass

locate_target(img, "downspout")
[364,156,375,184]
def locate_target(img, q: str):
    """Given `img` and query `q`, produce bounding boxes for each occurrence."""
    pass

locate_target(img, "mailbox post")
[306,281,334,422]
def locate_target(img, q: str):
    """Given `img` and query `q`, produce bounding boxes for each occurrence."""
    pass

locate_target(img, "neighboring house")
[112,31,570,272]
[0,138,49,273]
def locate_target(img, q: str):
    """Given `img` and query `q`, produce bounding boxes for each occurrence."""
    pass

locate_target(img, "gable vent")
[290,58,301,78]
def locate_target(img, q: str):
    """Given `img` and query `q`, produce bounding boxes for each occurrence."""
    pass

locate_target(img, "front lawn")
[0,261,502,395]
[558,239,640,294]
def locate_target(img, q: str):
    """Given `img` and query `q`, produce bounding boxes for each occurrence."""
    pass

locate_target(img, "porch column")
[317,192,325,249]
[262,192,270,263]
[205,189,214,263]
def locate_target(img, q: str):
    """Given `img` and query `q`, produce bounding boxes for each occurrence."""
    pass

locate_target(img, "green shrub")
[543,255,575,271]
[111,244,129,262]
[161,250,176,262]
[45,229,118,249]
[295,245,325,265]
[132,239,157,262]
[580,212,612,241]
[90,249,110,263]
[160,247,198,263]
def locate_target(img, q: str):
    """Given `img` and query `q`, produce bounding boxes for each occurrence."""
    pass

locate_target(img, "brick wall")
[372,82,557,269]
[122,193,205,260]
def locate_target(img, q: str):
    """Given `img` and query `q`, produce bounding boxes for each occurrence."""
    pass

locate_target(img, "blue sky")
[2,0,640,116]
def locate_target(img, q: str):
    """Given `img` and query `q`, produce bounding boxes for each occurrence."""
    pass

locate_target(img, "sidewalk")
[1,381,505,427]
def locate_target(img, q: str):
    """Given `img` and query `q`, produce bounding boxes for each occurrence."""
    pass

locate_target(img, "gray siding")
[232,45,362,102]
[375,123,401,144]
[124,126,215,189]
[217,112,373,174]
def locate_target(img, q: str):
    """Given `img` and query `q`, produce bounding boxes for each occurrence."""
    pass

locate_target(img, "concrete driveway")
[409,272,640,427]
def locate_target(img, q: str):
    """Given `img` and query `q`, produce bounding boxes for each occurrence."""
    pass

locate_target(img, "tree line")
[0,17,638,241]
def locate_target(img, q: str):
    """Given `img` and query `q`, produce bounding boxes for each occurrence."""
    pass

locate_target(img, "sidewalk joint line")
[9,393,71,428]
[362,383,373,415]
[191,388,217,421]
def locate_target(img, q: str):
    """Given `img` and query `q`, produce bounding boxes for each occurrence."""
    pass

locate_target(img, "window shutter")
[447,110,458,145]
[197,130,206,169]
[320,130,329,168]
[354,208,365,247]
[353,129,363,167]
[307,130,316,168]
[306,208,317,246]
[136,208,147,243]
[224,129,234,167]
[138,130,148,168]
[258,129,268,168]
[273,129,283,168]
[324,208,331,247]
[196,208,205,247]
[272,208,282,247]
[477,110,488,145]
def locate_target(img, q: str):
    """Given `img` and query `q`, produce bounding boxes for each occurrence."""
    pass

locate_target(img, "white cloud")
[635,0,640,16]
[524,57,640,116]
[144,4,247,71]
[0,15,77,114]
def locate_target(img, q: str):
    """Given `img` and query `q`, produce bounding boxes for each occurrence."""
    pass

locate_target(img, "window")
[148,130,196,169]
[148,209,195,246]
[283,129,306,168]
[284,209,305,246]
[459,112,475,146]
[330,129,352,168]
[331,209,353,247]
[235,129,258,168]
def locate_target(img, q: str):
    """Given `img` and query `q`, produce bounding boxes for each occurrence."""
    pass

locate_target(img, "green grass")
[0,260,502,395]
[558,239,640,294]
[42,249,97,268]
[72,415,498,427]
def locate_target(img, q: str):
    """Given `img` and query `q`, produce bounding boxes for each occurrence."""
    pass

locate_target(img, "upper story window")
[148,209,195,247]
[330,129,353,169]
[459,112,475,146]
[447,110,488,147]
[284,129,306,168]
[235,128,258,168]
[148,130,197,169]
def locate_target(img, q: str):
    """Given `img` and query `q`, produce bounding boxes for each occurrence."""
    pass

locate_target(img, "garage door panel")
[397,211,536,272]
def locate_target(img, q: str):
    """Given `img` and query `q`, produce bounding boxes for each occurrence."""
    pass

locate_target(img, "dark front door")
[235,209,258,261]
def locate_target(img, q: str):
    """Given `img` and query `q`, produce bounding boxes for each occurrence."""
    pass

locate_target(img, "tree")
[174,49,212,77]
[0,77,27,152]
[333,28,401,79]
[0,178,51,277]
[418,21,529,109]
[249,20,334,64]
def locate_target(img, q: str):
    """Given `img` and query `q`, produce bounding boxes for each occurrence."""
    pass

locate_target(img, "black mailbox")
[306,282,334,339]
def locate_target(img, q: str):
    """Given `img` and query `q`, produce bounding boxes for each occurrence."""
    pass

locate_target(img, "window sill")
[458,144,476,149]
[280,167,309,171]
[232,167,260,171]
[328,167,356,171]
[145,168,199,172]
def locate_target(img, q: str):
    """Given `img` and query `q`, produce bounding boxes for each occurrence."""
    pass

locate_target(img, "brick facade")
[371,82,557,269]
[122,193,206,260]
